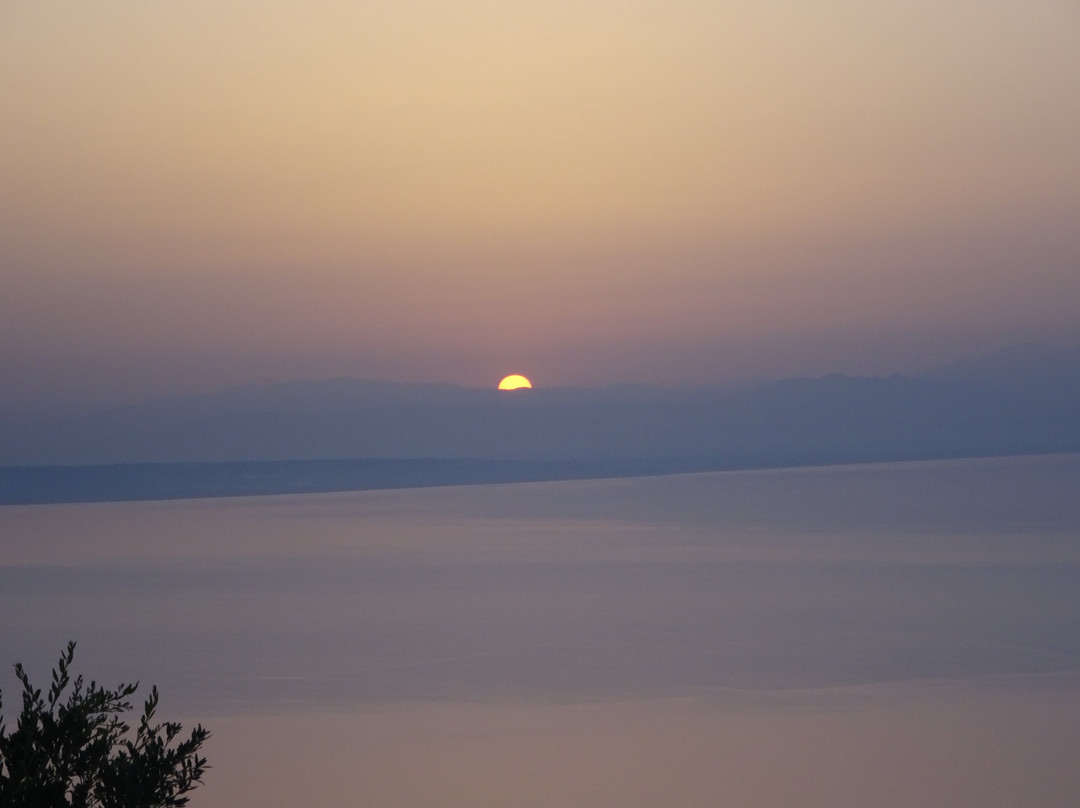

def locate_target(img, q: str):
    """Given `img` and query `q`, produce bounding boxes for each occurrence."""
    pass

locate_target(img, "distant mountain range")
[2,343,1079,503]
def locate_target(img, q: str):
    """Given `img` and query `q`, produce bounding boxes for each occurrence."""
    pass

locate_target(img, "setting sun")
[498,374,533,390]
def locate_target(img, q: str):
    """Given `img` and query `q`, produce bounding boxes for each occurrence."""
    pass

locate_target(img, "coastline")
[3,449,1078,506]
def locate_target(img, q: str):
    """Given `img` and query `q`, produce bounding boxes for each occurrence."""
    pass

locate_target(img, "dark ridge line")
[1,449,1074,506]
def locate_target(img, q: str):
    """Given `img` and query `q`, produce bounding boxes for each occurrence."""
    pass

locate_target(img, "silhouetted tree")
[0,642,209,808]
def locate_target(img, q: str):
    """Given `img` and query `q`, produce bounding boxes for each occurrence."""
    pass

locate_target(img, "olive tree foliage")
[0,642,209,808]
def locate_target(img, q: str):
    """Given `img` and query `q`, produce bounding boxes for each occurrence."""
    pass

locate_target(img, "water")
[2,454,1080,806]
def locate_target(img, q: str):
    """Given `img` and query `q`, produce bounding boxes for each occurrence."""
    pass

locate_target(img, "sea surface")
[2,453,1080,807]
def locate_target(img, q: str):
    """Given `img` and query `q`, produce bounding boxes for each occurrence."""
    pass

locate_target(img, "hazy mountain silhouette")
[2,343,1079,503]
[920,341,1080,386]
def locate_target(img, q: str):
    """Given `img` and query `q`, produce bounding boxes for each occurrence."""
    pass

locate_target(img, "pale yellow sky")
[1,0,1079,407]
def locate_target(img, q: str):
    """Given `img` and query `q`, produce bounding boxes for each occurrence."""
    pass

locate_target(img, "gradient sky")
[2,0,1079,411]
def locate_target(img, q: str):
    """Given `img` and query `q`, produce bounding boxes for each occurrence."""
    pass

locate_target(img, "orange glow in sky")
[0,0,1078,410]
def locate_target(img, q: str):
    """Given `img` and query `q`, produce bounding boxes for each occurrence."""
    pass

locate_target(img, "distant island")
[2,342,1078,505]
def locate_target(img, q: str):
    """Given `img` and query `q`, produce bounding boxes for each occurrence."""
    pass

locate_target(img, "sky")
[2,0,1079,412]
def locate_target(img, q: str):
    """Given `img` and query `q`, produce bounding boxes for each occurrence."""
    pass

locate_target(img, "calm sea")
[3,454,1080,807]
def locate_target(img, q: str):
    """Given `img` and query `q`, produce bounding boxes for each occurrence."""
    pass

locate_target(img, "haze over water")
[4,1,1079,802]
[3,453,1080,806]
